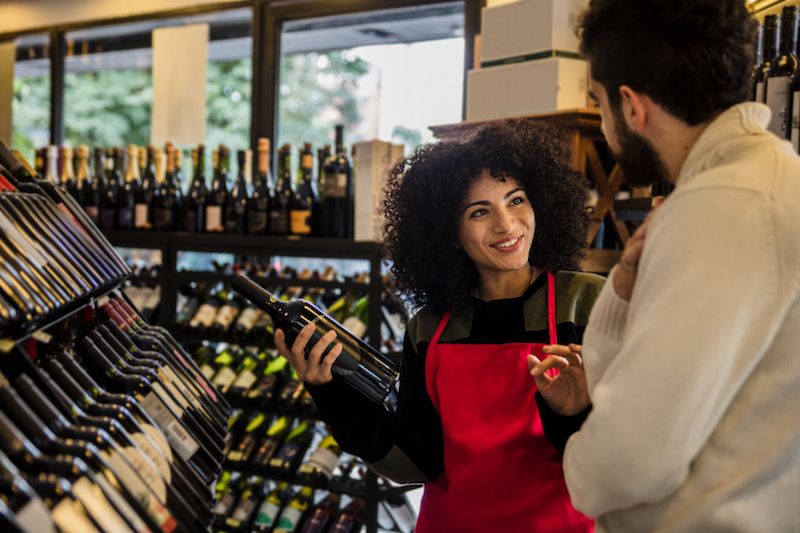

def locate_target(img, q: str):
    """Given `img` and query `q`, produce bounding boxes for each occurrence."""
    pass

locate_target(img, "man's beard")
[611,109,669,187]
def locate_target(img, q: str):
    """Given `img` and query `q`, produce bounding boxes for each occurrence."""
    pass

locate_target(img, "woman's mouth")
[491,236,523,252]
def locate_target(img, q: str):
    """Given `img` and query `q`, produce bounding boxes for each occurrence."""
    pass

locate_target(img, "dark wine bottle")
[134,145,156,231]
[60,146,79,201]
[99,149,119,230]
[290,143,317,236]
[321,125,353,239]
[298,492,340,533]
[225,149,249,234]
[270,144,292,236]
[154,146,180,231]
[232,274,400,410]
[183,146,207,233]
[206,145,229,233]
[248,138,271,235]
[766,6,799,138]
[757,15,780,103]
[117,147,136,231]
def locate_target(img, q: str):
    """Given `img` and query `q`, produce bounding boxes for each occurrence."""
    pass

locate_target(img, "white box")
[481,0,586,66]
[466,56,587,121]
[353,141,405,242]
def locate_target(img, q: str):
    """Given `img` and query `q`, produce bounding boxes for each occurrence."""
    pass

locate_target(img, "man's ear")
[619,85,647,133]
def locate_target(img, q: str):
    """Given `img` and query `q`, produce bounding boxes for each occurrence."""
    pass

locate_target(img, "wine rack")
[103,230,419,533]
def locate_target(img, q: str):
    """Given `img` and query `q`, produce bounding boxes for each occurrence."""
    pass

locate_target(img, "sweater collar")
[677,102,771,188]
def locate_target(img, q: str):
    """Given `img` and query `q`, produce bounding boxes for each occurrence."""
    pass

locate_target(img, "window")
[62,8,252,164]
[12,33,50,163]
[278,2,465,154]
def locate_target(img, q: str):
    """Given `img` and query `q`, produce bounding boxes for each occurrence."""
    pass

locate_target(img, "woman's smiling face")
[458,170,535,279]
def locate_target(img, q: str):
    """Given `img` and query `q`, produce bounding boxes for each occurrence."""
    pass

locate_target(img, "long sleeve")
[305,330,444,480]
[564,184,791,517]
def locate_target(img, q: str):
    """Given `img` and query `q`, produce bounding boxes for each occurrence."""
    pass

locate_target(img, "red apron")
[417,272,593,533]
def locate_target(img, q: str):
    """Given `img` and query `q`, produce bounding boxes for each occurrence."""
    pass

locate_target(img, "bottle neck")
[780,16,799,56]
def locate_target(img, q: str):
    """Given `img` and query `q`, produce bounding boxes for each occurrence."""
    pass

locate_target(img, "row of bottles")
[195,343,316,413]
[751,4,800,152]
[0,290,231,532]
[41,124,354,238]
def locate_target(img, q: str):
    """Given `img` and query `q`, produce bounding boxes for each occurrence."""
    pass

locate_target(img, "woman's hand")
[274,324,343,385]
[528,343,591,416]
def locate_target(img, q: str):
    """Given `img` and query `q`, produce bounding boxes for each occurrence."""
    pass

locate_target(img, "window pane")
[278,2,464,153]
[12,33,50,163]
[63,8,252,154]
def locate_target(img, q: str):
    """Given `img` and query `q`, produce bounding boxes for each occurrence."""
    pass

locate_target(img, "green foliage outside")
[12,75,49,163]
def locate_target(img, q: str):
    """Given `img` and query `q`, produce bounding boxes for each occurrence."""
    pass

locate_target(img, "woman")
[275,121,602,532]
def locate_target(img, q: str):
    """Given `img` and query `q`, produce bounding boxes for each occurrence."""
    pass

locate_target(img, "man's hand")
[528,344,591,416]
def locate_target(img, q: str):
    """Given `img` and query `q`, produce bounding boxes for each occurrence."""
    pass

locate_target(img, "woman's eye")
[470,208,487,218]
[510,196,525,206]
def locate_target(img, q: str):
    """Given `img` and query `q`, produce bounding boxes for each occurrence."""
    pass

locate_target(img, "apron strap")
[430,311,452,347]
[547,272,558,345]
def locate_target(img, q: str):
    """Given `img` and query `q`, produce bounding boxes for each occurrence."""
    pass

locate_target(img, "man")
[530,0,800,531]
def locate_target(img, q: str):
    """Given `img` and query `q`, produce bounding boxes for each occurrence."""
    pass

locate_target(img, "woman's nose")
[493,208,513,233]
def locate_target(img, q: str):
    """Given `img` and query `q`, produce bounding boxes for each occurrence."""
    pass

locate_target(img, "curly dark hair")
[579,0,757,125]
[383,121,590,313]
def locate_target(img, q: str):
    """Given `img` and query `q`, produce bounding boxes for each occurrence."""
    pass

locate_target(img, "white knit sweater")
[564,102,800,532]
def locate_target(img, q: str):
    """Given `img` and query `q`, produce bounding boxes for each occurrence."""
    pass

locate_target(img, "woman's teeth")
[496,237,519,248]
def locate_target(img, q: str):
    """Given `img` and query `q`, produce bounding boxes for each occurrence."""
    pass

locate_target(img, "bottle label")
[139,390,200,461]
[201,363,216,380]
[190,303,218,328]
[214,492,236,518]
[290,210,312,234]
[153,207,172,230]
[792,91,799,152]
[131,430,172,481]
[215,304,239,328]
[756,81,766,103]
[270,211,289,234]
[304,447,340,479]
[0,212,50,268]
[162,365,207,416]
[342,315,368,339]
[247,374,278,399]
[766,76,791,136]
[270,442,302,470]
[213,366,238,391]
[206,205,223,231]
[275,505,304,532]
[51,497,101,533]
[101,208,115,229]
[232,368,258,391]
[156,368,191,411]
[324,172,348,198]
[140,422,174,465]
[72,476,139,533]
[85,205,100,223]
[248,211,268,234]
[254,501,282,528]
[92,469,151,533]
[117,445,169,501]
[134,203,150,229]
[228,497,257,525]
[118,206,134,228]
[184,210,198,232]
[16,496,55,533]
[236,307,261,330]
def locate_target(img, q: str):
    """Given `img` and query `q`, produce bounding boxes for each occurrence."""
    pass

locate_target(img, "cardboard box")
[353,140,405,242]
[466,56,588,121]
[481,0,587,66]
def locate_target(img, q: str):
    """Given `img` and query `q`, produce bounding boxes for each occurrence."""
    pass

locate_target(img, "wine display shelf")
[104,229,406,533]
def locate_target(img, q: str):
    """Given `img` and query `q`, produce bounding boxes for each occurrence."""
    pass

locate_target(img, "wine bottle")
[251,415,291,466]
[271,144,293,236]
[206,145,228,233]
[224,475,264,529]
[269,419,313,474]
[321,125,352,239]
[297,434,342,482]
[81,146,101,224]
[60,146,79,200]
[154,146,180,231]
[226,411,267,464]
[44,145,59,184]
[117,147,136,231]
[290,143,316,236]
[225,149,250,234]
[0,451,55,533]
[232,274,400,410]
[74,145,92,208]
[184,146,207,233]
[99,149,119,230]
[248,138,271,235]
[273,486,313,533]
[245,353,288,404]
[757,15,780,104]
[329,498,365,533]
[298,492,340,533]
[766,6,799,138]
[314,145,331,237]
[134,145,156,231]
[252,482,288,532]
[212,470,241,521]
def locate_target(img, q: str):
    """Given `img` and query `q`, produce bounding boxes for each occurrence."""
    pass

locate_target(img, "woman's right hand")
[274,324,343,385]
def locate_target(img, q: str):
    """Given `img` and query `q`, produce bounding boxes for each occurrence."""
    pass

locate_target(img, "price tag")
[32,330,53,344]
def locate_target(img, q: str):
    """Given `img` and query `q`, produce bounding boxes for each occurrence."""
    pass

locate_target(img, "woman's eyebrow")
[463,188,524,212]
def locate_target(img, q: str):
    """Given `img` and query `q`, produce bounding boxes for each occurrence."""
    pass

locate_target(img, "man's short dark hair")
[579,0,758,125]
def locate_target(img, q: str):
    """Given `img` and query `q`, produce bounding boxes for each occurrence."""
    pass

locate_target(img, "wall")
[0,0,240,35]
